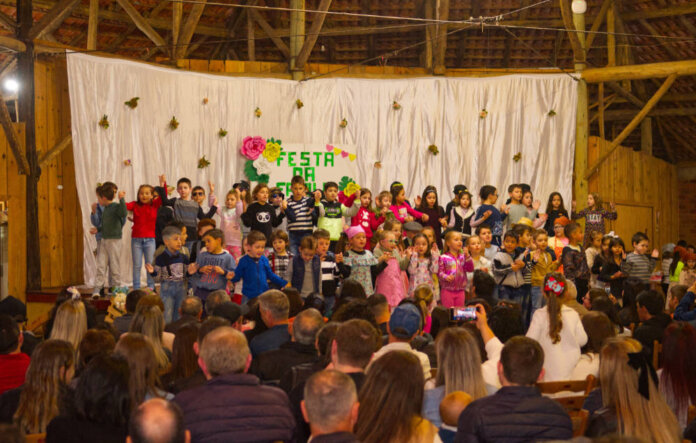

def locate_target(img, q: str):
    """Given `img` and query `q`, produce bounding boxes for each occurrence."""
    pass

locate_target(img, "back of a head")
[439,391,473,427]
[303,370,357,433]
[659,322,696,408]
[366,293,389,317]
[180,297,203,318]
[435,328,487,399]
[339,279,367,300]
[335,319,380,369]
[137,294,165,313]
[197,317,231,344]
[129,398,187,443]
[78,329,116,372]
[622,278,647,307]
[332,300,378,329]
[636,290,664,316]
[282,288,304,318]
[259,290,290,322]
[500,336,544,386]
[126,290,148,314]
[293,308,324,345]
[317,322,341,362]
[50,299,88,348]
[200,326,249,377]
[0,296,27,323]
[115,333,159,405]
[74,354,131,427]
[488,305,524,343]
[205,290,231,316]
[472,271,495,299]
[581,311,616,354]
[0,314,20,354]
[387,303,422,340]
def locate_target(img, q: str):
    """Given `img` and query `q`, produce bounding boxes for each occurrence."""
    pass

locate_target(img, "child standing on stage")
[408,233,439,296]
[448,190,475,238]
[208,182,244,261]
[373,230,410,307]
[349,188,386,249]
[543,192,569,237]
[266,230,293,288]
[389,183,429,225]
[241,183,285,248]
[471,185,503,247]
[192,229,236,304]
[90,184,127,296]
[285,175,316,255]
[416,186,447,249]
[571,193,617,248]
[342,226,381,295]
[314,181,350,252]
[438,231,474,308]
[562,223,590,303]
[126,184,161,290]
[230,231,287,302]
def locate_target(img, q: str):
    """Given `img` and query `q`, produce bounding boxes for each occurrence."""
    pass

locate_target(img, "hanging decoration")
[244,159,269,183]
[547,109,557,116]
[479,109,488,119]
[392,101,401,110]
[218,128,228,138]
[99,115,109,129]
[123,159,132,166]
[197,155,211,169]
[296,99,304,109]
[124,97,140,109]
[169,116,179,130]
[513,152,522,162]
[338,176,358,193]
[202,98,209,105]
[428,144,439,155]
[254,107,262,118]
[263,138,282,162]
[339,118,348,128]
[240,136,267,160]
[325,144,356,161]
[374,161,382,169]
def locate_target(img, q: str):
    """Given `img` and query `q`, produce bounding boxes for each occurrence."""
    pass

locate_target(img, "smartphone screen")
[449,306,477,322]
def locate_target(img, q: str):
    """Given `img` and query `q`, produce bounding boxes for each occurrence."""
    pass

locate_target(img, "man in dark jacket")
[250,308,323,383]
[173,326,295,442]
[301,370,359,443]
[164,296,202,334]
[455,336,572,443]
[249,290,291,357]
[634,289,672,361]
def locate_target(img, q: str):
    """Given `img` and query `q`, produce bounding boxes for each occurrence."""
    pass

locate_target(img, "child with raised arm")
[349,188,386,249]
[208,181,244,261]
[388,182,429,225]
[438,231,474,308]
[571,192,617,248]
[471,185,503,247]
[126,184,161,290]
[90,184,127,297]
[314,181,351,252]
[621,232,659,284]
[284,175,317,255]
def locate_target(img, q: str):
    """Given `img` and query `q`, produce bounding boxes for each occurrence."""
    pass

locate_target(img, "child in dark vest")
[288,236,322,299]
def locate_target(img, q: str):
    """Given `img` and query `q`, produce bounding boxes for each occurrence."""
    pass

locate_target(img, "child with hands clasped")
[314,181,351,252]
[341,226,380,295]
[388,183,429,225]
[230,231,288,302]
[407,233,439,296]
[126,184,162,290]
[208,181,244,261]
[438,231,474,308]
[373,230,411,307]
[190,229,236,303]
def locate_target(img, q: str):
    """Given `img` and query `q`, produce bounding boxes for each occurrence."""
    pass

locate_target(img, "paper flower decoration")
[547,109,557,116]
[169,116,179,130]
[244,160,269,183]
[218,128,228,138]
[254,107,262,118]
[198,155,211,169]
[374,161,382,169]
[296,99,304,109]
[124,97,139,109]
[339,118,348,128]
[338,176,356,192]
[513,152,522,162]
[344,182,361,197]
[479,109,488,119]
[263,138,282,163]
[240,136,266,160]
[428,144,439,155]
[123,159,132,166]
[392,101,401,110]
[99,115,109,129]
[202,98,209,105]
[253,156,272,176]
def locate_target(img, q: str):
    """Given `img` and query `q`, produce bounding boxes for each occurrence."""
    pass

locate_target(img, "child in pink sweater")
[438,230,474,308]
[389,183,429,224]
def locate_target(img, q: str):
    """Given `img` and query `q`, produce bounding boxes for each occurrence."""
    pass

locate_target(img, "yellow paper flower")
[344,182,361,197]
[263,140,282,162]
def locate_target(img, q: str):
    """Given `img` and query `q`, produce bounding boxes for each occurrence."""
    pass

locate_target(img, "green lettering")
[305,167,315,182]
[300,152,310,166]
[325,153,334,167]
[276,151,287,166]
[292,167,303,178]
[288,152,297,166]
[313,152,323,166]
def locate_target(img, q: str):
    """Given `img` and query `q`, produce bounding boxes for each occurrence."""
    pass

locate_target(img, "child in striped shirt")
[285,175,316,255]
[622,232,659,284]
[266,230,293,289]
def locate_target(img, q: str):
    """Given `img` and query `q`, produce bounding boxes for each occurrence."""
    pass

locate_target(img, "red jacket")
[126,197,162,238]
[0,353,30,395]
[351,206,384,241]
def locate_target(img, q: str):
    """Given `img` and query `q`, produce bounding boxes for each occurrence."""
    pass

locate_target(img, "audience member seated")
[471,305,505,388]
[46,354,132,443]
[585,337,681,441]
[129,305,171,370]
[581,288,609,311]
[212,302,248,330]
[455,336,573,442]
[170,317,229,394]
[165,297,203,334]
[0,340,73,432]
[423,327,493,428]
[115,333,174,404]
[526,273,588,381]
[666,284,688,316]
[370,304,432,380]
[136,295,176,350]
[301,370,360,443]
[73,329,116,386]
[366,293,390,335]
[618,278,647,327]
[674,281,696,324]
[279,322,341,394]
[204,290,231,317]
[50,299,88,351]
[634,289,672,362]
[571,311,615,380]
[471,270,498,308]
[173,326,295,442]
[250,308,323,383]
[44,287,97,339]
[282,287,305,319]
[331,299,379,331]
[0,315,30,396]
[439,392,472,443]
[290,319,379,442]
[487,304,524,344]
[249,290,291,357]
[161,324,199,393]
[356,351,439,443]
[127,398,190,443]
[658,322,696,429]
[114,290,146,336]
[563,280,589,317]
[0,296,40,357]
[590,295,627,336]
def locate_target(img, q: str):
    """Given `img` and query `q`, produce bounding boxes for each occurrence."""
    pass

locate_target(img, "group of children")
[90,172,688,328]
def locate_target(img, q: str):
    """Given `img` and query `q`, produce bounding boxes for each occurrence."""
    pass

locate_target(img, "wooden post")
[433,0,450,75]
[289,0,305,80]
[572,2,589,211]
[87,0,98,50]
[172,0,182,51]
[607,2,615,66]
[598,82,605,141]
[247,11,255,61]
[423,0,434,70]
[18,0,41,290]
[641,117,652,156]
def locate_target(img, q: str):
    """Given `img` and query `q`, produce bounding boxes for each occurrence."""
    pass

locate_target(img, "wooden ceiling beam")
[433,0,450,75]
[583,60,696,82]
[0,35,26,52]
[584,0,611,54]
[248,8,289,59]
[559,0,586,63]
[175,0,207,60]
[87,0,98,50]
[0,97,29,174]
[38,134,71,168]
[295,0,332,69]
[114,0,167,49]
[602,107,696,120]
[0,10,17,31]
[28,0,81,40]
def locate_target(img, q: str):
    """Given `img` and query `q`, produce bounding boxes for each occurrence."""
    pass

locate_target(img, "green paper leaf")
[338,176,355,192]
[244,160,270,183]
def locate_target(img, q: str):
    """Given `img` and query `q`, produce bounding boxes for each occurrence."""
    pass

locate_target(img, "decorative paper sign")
[269,143,359,195]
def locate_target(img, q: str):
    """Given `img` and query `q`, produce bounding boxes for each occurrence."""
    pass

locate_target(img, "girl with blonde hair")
[114,333,172,406]
[49,299,87,350]
[586,337,681,442]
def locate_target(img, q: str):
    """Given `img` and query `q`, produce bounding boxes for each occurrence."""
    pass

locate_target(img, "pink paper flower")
[240,136,266,160]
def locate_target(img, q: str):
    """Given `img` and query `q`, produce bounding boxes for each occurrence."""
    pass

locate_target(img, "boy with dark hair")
[193,229,236,304]
[285,176,317,255]
[313,228,349,315]
[634,289,672,361]
[622,232,660,283]
[562,222,591,303]
[492,232,526,303]
[189,218,216,264]
[0,314,30,395]
[231,231,288,301]
[90,184,127,297]
[267,230,293,288]
[156,174,217,251]
[314,182,351,252]
[476,224,498,262]
[288,236,321,298]
[455,336,572,442]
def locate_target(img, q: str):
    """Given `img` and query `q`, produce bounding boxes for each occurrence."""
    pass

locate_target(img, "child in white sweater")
[527,272,588,381]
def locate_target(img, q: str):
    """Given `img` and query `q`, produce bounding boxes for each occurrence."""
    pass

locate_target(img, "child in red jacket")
[126,184,162,289]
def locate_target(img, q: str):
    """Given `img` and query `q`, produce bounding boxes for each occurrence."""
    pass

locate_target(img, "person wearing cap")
[402,221,424,249]
[211,301,248,330]
[548,216,570,273]
[368,304,432,380]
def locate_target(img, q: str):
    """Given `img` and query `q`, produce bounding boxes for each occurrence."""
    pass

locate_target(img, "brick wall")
[679,179,696,245]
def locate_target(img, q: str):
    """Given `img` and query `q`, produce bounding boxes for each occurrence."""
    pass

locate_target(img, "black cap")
[0,296,27,323]
[212,302,249,324]
[453,184,467,196]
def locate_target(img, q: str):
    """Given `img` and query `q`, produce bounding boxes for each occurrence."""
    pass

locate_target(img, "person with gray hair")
[250,308,324,383]
[204,290,230,316]
[173,326,295,442]
[249,290,291,357]
[301,370,360,443]
[165,296,202,334]
[127,398,190,443]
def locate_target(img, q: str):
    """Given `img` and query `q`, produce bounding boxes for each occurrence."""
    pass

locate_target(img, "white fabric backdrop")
[67,52,577,286]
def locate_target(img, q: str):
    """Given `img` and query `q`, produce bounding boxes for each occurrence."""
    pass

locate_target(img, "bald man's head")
[127,398,189,443]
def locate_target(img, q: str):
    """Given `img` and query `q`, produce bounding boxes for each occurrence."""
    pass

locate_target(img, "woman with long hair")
[659,322,696,428]
[49,300,87,351]
[128,305,170,370]
[160,324,199,392]
[356,351,438,443]
[422,328,491,427]
[586,337,681,442]
[114,333,172,405]
[7,340,74,434]
[571,311,615,379]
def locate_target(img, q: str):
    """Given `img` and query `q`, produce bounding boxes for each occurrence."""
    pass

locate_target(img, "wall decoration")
[99,115,109,129]
[169,116,179,130]
[124,97,139,109]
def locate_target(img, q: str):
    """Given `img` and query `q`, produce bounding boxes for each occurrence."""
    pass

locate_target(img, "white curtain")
[67,52,577,286]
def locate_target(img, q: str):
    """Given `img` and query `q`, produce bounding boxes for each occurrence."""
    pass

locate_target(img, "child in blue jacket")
[231,231,288,302]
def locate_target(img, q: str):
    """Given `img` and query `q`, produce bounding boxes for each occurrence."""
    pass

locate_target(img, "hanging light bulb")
[571,0,587,14]
[3,78,18,93]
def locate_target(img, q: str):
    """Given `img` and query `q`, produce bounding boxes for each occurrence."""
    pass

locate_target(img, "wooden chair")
[688,404,696,424]
[554,395,587,412]
[653,340,663,370]
[569,409,589,438]
[25,433,46,443]
[536,374,596,396]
